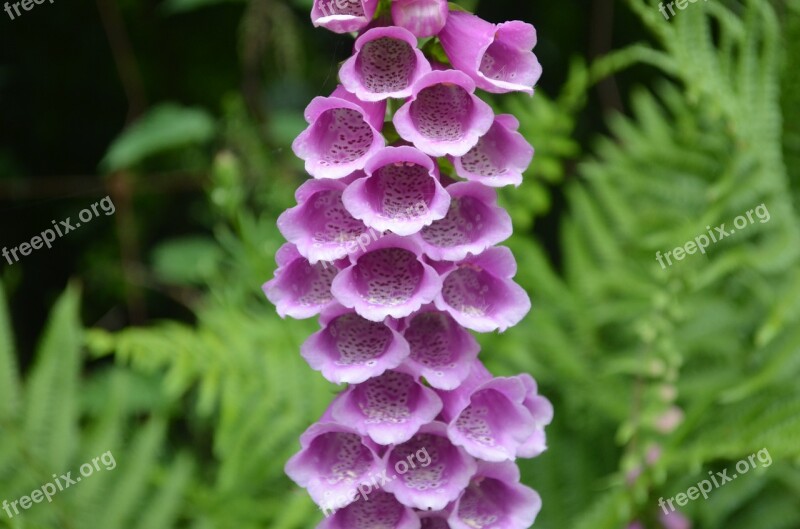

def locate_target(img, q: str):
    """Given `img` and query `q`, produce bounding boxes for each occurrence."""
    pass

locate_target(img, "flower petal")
[449,461,542,529]
[332,235,443,321]
[301,305,410,384]
[331,369,442,444]
[393,70,494,157]
[382,422,478,511]
[415,181,513,261]
[339,27,432,101]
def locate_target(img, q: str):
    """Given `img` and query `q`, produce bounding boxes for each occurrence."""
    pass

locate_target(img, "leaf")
[22,283,83,472]
[97,417,167,529]
[101,103,215,172]
[151,236,224,285]
[0,280,20,421]
[131,453,193,529]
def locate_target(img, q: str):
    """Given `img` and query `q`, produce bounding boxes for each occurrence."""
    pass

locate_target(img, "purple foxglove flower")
[660,510,691,529]
[442,375,547,462]
[452,115,534,188]
[278,177,373,264]
[414,181,512,261]
[331,369,442,444]
[401,306,480,390]
[339,27,432,102]
[393,70,494,157]
[434,246,530,332]
[516,374,554,458]
[390,0,448,38]
[331,234,442,321]
[262,243,344,319]
[311,0,379,34]
[293,86,386,180]
[342,146,450,236]
[448,461,541,529]
[382,422,478,511]
[318,491,421,529]
[436,359,492,413]
[301,305,410,384]
[285,422,383,511]
[438,12,542,95]
[434,246,531,332]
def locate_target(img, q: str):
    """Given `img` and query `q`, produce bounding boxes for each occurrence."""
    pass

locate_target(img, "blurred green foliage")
[1,0,800,528]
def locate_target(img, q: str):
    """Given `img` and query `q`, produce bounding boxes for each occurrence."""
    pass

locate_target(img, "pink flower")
[277,177,370,264]
[659,510,692,529]
[391,0,449,38]
[331,369,443,444]
[262,243,344,319]
[311,0,379,34]
[382,422,478,511]
[439,11,542,95]
[301,304,410,384]
[318,490,421,529]
[293,86,386,180]
[274,5,552,524]
[342,146,451,236]
[452,114,534,188]
[401,305,481,390]
[449,461,542,529]
[339,27,432,102]
[393,70,495,157]
[285,422,382,510]
[434,247,531,332]
[414,181,513,261]
[440,374,552,461]
[331,234,442,321]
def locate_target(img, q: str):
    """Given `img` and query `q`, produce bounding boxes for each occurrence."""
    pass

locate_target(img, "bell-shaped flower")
[331,369,442,445]
[449,461,541,529]
[301,305,410,384]
[659,510,692,529]
[293,86,386,179]
[278,177,372,264]
[331,234,442,321]
[342,146,450,236]
[436,359,492,415]
[401,306,480,390]
[262,243,343,319]
[391,0,449,38]
[414,181,512,261]
[438,12,542,95]
[311,0,379,34]
[285,422,383,511]
[434,247,530,332]
[443,375,549,462]
[317,491,421,529]
[516,374,554,458]
[393,70,494,157]
[382,422,477,511]
[452,115,534,187]
[340,27,432,102]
